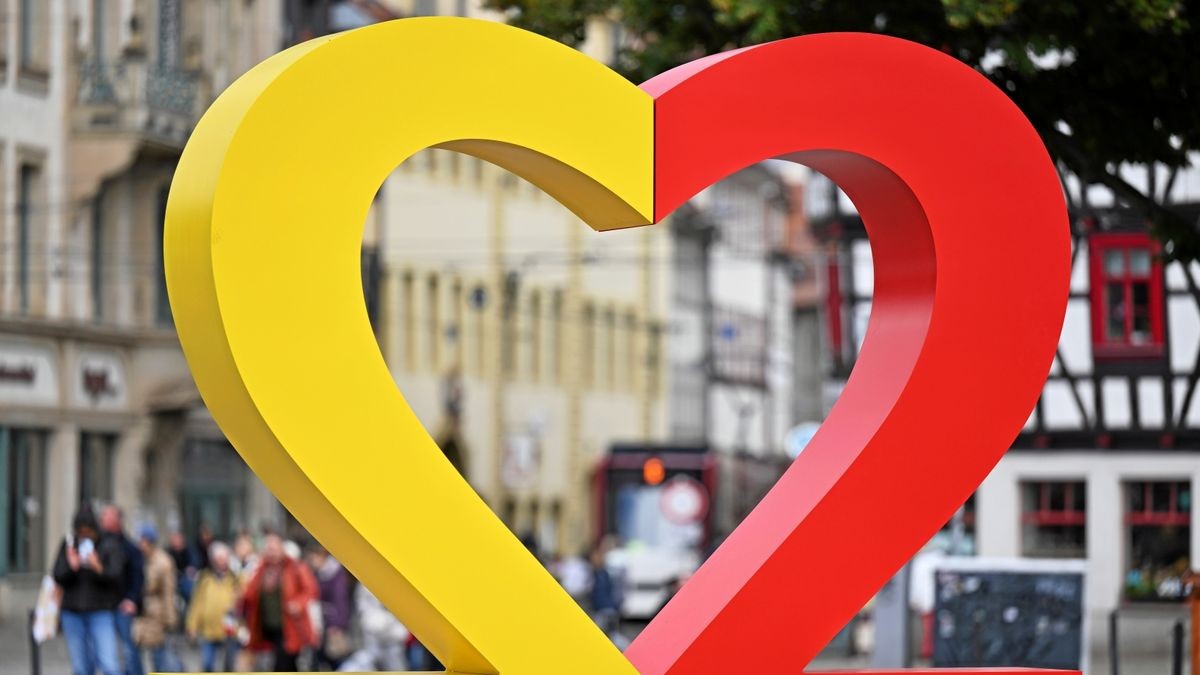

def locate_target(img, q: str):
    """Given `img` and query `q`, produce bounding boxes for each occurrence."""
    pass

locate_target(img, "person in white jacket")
[337,584,409,672]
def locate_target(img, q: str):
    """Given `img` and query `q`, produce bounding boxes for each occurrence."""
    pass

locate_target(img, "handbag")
[324,627,353,660]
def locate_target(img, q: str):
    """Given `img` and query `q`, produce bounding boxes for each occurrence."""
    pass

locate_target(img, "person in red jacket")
[239,534,317,671]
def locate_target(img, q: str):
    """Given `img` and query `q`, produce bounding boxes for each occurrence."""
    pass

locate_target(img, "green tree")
[487,0,1200,259]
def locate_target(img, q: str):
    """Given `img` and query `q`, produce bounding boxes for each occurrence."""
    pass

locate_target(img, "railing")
[77,59,197,115]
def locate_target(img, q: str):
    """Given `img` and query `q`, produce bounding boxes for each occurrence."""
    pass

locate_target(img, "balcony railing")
[74,58,199,147]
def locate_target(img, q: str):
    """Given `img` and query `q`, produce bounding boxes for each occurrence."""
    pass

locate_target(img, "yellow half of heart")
[164,17,651,675]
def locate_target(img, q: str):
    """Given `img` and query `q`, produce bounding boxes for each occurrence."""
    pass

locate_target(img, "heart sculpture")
[165,16,1071,675]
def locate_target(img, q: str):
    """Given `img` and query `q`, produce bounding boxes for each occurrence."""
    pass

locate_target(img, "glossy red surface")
[628,33,1072,675]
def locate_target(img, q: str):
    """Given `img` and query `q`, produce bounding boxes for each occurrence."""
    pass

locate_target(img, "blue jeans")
[61,610,120,675]
[199,637,239,672]
[149,641,183,672]
[113,611,144,675]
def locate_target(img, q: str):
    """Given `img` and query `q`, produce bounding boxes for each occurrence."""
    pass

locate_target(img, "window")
[646,321,663,395]
[427,274,441,370]
[624,311,638,392]
[402,271,416,370]
[16,163,38,314]
[1089,233,1164,359]
[91,0,105,55]
[91,197,106,322]
[528,291,542,382]
[1125,480,1191,602]
[157,0,182,69]
[604,307,616,390]
[582,302,595,387]
[936,493,976,554]
[450,279,464,369]
[549,290,563,384]
[79,432,117,506]
[18,0,49,73]
[713,306,767,385]
[470,283,487,376]
[824,243,846,372]
[1,427,49,575]
[1021,481,1086,558]
[710,180,766,256]
[155,187,173,326]
[0,1,9,73]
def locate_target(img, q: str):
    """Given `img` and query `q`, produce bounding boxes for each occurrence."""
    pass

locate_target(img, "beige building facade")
[0,0,285,615]
[374,149,670,557]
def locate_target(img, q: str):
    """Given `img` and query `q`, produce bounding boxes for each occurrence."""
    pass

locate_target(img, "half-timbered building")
[807,163,1200,653]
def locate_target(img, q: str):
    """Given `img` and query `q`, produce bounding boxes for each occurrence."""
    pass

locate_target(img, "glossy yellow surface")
[164,17,651,674]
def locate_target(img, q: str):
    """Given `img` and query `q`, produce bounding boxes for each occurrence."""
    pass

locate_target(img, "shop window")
[1021,481,1086,558]
[1125,480,1191,601]
[180,439,249,540]
[1,427,49,575]
[79,432,117,506]
[1089,233,1164,360]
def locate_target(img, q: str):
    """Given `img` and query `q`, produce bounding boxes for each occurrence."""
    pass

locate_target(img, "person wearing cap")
[134,524,182,671]
[52,505,126,675]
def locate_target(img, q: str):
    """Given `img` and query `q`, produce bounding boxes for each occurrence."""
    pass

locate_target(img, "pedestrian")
[194,524,215,571]
[554,549,592,606]
[589,542,623,640]
[99,505,144,675]
[232,532,259,581]
[134,524,182,672]
[230,533,260,672]
[240,533,318,671]
[307,543,354,670]
[52,505,125,675]
[167,530,196,607]
[337,585,407,672]
[187,542,241,672]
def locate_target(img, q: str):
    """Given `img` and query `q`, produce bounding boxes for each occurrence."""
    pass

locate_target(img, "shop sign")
[0,339,58,406]
[73,348,127,409]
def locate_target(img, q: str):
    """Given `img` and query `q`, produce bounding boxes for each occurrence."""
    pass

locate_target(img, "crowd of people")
[47,503,626,673]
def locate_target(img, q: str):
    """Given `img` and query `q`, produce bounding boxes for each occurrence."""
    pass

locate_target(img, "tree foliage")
[486,0,1200,259]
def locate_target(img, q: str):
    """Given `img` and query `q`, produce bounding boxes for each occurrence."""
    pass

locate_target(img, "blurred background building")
[1,0,287,613]
[3,0,1198,668]
[0,0,813,625]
